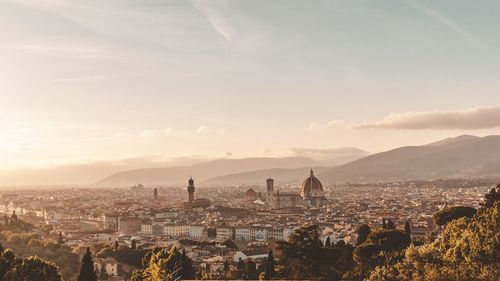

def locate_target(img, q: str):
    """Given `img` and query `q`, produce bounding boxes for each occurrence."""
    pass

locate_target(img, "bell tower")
[266,178,274,206]
[188,177,195,203]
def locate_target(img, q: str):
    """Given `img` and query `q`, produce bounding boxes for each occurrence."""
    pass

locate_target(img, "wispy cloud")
[405,0,484,50]
[1,43,103,58]
[197,125,209,134]
[354,107,500,130]
[138,128,173,138]
[311,107,500,131]
[290,147,369,160]
[307,120,345,131]
[190,0,235,41]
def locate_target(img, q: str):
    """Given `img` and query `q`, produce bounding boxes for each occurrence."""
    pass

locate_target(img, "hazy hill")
[97,157,318,186]
[318,135,500,183]
[289,147,369,166]
[203,166,329,186]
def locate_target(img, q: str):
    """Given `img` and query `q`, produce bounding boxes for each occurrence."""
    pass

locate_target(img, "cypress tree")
[264,250,275,280]
[324,236,331,247]
[131,239,137,249]
[404,221,411,236]
[77,248,97,281]
[223,259,229,279]
[57,232,64,245]
[237,258,245,279]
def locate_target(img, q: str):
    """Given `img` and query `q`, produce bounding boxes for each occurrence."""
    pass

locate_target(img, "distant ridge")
[203,166,329,186]
[97,157,317,186]
[318,135,500,183]
[426,134,479,147]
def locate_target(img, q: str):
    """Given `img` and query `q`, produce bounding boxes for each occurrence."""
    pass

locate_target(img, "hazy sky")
[2,0,500,170]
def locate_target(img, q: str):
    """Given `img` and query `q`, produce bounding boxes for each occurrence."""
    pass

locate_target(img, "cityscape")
[1,0,500,281]
[0,171,496,280]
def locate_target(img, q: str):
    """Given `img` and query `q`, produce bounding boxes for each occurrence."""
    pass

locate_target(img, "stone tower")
[188,177,195,203]
[266,178,274,206]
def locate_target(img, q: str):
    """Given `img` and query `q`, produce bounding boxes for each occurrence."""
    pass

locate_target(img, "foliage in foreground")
[275,225,355,281]
[129,247,196,281]
[0,244,62,281]
[366,202,500,281]
[0,230,79,280]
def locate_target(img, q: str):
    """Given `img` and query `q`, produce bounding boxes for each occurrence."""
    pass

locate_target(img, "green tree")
[245,259,258,280]
[223,259,230,279]
[142,247,196,281]
[355,224,371,246]
[264,250,275,280]
[57,232,63,245]
[366,202,500,281]
[404,222,411,237]
[237,258,245,279]
[353,243,381,280]
[4,256,62,281]
[129,269,144,281]
[482,185,500,208]
[0,247,16,279]
[325,236,331,247]
[179,248,196,280]
[222,239,238,250]
[275,225,353,280]
[433,206,477,226]
[77,248,97,281]
[367,230,411,267]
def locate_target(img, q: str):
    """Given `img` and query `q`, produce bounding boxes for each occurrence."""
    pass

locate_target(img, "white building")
[216,227,234,241]
[250,228,267,241]
[235,227,251,241]
[233,249,268,262]
[94,258,118,276]
[163,225,189,237]
[189,225,205,239]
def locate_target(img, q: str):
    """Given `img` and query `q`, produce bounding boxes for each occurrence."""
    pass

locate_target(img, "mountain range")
[97,135,500,187]
[317,134,500,183]
[3,135,499,187]
[97,157,319,186]
[96,147,369,186]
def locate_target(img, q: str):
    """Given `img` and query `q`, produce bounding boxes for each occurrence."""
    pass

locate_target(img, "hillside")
[203,166,329,186]
[97,157,317,186]
[318,135,500,183]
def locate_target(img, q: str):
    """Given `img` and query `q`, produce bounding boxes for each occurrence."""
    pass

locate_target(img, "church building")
[266,169,327,208]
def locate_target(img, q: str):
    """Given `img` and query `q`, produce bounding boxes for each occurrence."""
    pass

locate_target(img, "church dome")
[300,169,324,198]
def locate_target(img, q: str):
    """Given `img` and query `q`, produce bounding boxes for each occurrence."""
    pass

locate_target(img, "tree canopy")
[77,248,97,281]
[0,244,62,281]
[366,202,500,281]
[433,206,477,226]
[275,225,354,281]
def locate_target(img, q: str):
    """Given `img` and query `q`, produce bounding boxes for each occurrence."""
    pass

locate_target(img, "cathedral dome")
[300,169,324,198]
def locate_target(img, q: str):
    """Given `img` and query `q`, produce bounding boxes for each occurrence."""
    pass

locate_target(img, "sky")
[1,0,500,175]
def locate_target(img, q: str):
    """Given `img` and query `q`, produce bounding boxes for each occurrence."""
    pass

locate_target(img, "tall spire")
[310,169,314,176]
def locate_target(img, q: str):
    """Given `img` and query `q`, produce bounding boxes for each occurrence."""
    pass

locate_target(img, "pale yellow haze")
[1,0,500,184]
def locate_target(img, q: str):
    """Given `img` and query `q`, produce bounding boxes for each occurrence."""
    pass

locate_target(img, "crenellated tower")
[266,178,274,206]
[187,177,195,203]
